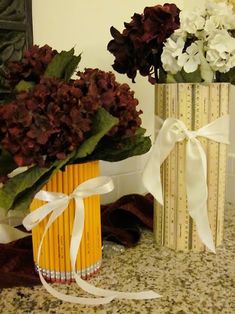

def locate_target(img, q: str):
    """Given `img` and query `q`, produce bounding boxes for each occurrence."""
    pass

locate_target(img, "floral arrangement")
[0,45,150,215]
[107,1,235,85]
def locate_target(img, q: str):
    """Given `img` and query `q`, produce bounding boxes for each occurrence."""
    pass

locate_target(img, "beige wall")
[32,0,189,138]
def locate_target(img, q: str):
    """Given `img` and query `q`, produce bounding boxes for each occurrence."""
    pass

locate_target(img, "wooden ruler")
[216,84,229,246]
[163,84,172,248]
[166,84,177,250]
[207,84,220,248]
[154,84,164,246]
[191,84,207,251]
[175,84,192,251]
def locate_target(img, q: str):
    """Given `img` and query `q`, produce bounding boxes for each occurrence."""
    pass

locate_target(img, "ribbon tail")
[74,274,161,299]
[0,223,30,243]
[143,146,163,204]
[38,273,115,305]
[189,207,216,253]
[72,199,161,300]
[196,114,230,144]
[143,117,184,205]
[186,139,215,253]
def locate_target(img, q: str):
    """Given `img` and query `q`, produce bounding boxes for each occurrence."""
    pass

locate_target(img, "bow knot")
[172,119,196,141]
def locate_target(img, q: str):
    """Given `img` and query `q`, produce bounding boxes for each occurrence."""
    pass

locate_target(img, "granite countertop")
[0,203,234,314]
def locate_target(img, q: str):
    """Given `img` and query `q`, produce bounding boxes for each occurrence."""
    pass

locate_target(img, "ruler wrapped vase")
[153,83,230,252]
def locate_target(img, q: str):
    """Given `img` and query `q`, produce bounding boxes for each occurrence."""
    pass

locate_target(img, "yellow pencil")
[96,194,102,269]
[37,199,45,275]
[69,164,81,276]
[90,184,96,274]
[34,198,43,272]
[30,198,38,265]
[41,182,50,280]
[93,161,99,273]
[57,170,66,282]
[87,162,95,277]
[51,174,60,282]
[46,179,55,281]
[63,165,72,283]
[93,161,101,272]
[80,163,87,279]
[85,163,92,278]
[89,193,95,276]
[67,165,76,282]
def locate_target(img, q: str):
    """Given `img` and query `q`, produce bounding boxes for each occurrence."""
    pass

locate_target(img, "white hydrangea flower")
[173,28,187,39]
[179,8,206,34]
[206,30,235,72]
[161,36,185,74]
[177,42,201,73]
[206,2,235,29]
[205,14,235,33]
[160,1,235,82]
[205,1,235,30]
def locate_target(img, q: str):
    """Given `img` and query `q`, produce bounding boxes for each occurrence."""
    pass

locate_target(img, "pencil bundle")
[30,161,101,283]
[154,83,229,252]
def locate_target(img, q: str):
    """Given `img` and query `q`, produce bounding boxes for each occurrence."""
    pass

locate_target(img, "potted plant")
[0,44,151,282]
[107,1,235,252]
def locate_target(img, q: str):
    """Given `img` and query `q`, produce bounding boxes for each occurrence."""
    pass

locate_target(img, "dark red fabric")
[101,193,153,247]
[0,194,153,288]
[0,236,40,288]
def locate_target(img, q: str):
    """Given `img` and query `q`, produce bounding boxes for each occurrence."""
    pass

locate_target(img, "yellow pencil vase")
[154,83,229,252]
[30,161,101,283]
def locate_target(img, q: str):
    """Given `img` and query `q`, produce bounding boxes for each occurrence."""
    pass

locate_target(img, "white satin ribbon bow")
[143,114,230,253]
[22,176,160,305]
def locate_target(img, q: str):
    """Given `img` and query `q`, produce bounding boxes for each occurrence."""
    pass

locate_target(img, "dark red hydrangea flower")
[0,77,92,167]
[75,68,142,137]
[107,3,180,83]
[4,45,57,88]
[0,68,142,169]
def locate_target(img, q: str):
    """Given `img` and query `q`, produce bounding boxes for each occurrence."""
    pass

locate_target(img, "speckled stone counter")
[0,203,234,314]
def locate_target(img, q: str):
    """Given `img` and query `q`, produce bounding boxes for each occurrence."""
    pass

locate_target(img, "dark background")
[0,0,33,101]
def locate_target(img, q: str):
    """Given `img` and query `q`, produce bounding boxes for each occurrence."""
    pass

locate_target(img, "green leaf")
[158,67,167,83]
[71,108,119,162]
[219,67,235,85]
[45,48,79,79]
[197,42,214,83]
[64,53,82,81]
[0,146,17,176]
[166,73,178,83]
[84,128,151,162]
[0,149,77,214]
[14,80,34,92]
[180,68,202,83]
[10,169,54,212]
[133,127,147,137]
[0,165,53,213]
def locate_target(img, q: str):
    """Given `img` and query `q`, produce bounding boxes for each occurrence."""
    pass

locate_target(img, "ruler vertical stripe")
[216,84,229,246]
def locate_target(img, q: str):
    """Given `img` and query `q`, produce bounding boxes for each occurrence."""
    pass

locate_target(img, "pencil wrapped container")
[30,161,101,282]
[152,83,230,252]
